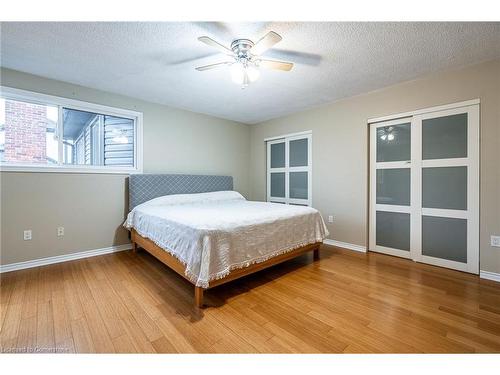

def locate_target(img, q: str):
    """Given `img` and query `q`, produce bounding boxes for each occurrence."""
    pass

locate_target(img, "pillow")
[138,190,245,209]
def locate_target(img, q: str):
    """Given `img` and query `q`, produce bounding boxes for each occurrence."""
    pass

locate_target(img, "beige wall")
[2,60,499,274]
[249,59,500,274]
[0,68,250,265]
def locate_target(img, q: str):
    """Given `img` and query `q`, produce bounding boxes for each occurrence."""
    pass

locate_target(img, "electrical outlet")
[57,227,64,237]
[23,230,32,241]
[491,235,500,248]
[328,215,334,223]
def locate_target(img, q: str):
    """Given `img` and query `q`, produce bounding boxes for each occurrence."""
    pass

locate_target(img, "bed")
[124,174,328,307]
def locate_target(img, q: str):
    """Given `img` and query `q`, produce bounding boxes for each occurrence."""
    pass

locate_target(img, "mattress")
[124,191,328,288]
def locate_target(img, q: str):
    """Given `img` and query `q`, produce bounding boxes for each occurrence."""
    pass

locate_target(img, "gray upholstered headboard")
[128,174,233,210]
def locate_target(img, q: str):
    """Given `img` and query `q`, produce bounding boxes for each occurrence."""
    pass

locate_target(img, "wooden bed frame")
[130,229,321,307]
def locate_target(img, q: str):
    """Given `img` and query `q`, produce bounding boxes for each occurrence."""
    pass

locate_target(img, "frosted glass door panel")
[376,123,411,162]
[270,172,285,198]
[289,172,308,199]
[372,119,412,259]
[376,211,411,251]
[270,142,285,168]
[422,113,467,160]
[422,216,467,263]
[422,167,467,210]
[289,138,308,167]
[376,168,410,205]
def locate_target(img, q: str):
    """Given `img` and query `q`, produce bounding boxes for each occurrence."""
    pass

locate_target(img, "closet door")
[370,118,415,259]
[415,105,479,273]
[369,103,479,274]
[287,134,312,206]
[267,138,287,204]
[267,133,312,206]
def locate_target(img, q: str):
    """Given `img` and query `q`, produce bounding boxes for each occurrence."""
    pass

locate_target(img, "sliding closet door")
[267,133,312,206]
[267,138,287,203]
[414,105,479,273]
[369,103,479,274]
[369,118,415,259]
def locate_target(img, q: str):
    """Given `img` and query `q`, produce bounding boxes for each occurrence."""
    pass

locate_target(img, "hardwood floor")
[1,244,500,353]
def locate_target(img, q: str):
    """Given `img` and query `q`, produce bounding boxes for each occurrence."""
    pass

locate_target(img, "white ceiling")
[1,22,499,124]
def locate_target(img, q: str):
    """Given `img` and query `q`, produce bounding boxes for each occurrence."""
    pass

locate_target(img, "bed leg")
[313,248,320,261]
[132,242,138,253]
[194,287,204,308]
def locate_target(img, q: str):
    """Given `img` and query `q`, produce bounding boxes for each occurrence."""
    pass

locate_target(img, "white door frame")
[368,100,480,274]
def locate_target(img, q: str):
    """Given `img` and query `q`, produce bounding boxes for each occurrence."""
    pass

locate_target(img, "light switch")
[23,230,32,241]
[491,235,500,247]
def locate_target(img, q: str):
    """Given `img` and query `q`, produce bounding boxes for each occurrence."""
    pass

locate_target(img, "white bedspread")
[124,191,328,288]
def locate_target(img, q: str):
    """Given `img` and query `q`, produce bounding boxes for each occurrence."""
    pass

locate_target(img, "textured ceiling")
[1,22,499,124]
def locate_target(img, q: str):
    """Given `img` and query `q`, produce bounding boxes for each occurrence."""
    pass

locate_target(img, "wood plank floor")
[1,244,500,353]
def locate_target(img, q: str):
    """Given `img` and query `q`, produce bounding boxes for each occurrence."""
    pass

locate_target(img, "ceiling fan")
[195,31,294,89]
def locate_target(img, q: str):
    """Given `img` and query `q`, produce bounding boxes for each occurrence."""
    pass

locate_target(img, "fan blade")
[259,59,294,71]
[195,61,232,71]
[264,49,322,66]
[250,31,282,56]
[198,36,234,56]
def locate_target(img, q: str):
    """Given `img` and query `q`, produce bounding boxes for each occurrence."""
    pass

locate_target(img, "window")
[0,97,58,165]
[266,131,312,206]
[0,87,142,173]
[62,108,135,167]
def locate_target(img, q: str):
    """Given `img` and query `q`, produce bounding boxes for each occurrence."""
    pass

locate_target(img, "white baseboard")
[323,239,367,253]
[480,270,500,283]
[0,243,132,273]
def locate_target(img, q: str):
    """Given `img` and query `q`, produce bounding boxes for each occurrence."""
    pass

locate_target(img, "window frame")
[0,86,143,174]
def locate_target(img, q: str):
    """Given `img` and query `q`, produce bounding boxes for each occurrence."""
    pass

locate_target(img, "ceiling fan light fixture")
[230,62,246,85]
[246,64,260,83]
[230,61,260,87]
[196,31,292,88]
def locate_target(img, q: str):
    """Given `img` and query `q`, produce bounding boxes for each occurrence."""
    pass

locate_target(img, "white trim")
[468,104,480,274]
[0,86,143,174]
[323,239,367,253]
[420,255,468,273]
[376,161,412,169]
[374,245,412,259]
[285,137,290,202]
[0,164,138,174]
[410,115,421,263]
[480,270,500,283]
[421,207,469,219]
[372,117,413,128]
[422,158,469,168]
[288,166,309,172]
[368,99,480,124]
[369,120,377,254]
[0,86,142,118]
[0,243,132,273]
[376,204,411,213]
[268,198,287,203]
[264,130,312,142]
